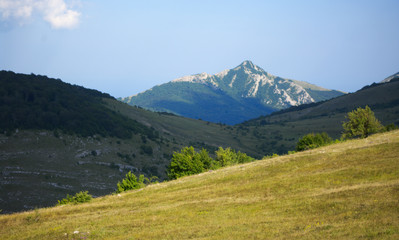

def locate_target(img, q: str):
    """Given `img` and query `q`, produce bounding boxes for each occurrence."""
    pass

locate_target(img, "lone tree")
[342,106,383,139]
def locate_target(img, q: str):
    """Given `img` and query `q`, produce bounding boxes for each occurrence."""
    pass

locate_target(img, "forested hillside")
[0,71,156,139]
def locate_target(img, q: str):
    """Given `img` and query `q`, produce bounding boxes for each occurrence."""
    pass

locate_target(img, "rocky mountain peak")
[241,60,255,68]
[233,60,265,74]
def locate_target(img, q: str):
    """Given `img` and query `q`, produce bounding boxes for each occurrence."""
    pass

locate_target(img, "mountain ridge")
[121,61,345,124]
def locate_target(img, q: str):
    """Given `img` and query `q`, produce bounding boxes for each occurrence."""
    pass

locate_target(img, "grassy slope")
[1,130,398,239]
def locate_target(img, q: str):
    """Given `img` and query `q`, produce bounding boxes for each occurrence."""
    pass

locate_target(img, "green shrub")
[215,147,237,167]
[214,147,254,166]
[73,191,93,203]
[263,153,279,159]
[167,147,204,180]
[235,150,255,164]
[167,146,255,179]
[296,132,332,151]
[116,171,145,193]
[57,191,92,205]
[384,123,398,132]
[197,148,217,170]
[57,194,74,205]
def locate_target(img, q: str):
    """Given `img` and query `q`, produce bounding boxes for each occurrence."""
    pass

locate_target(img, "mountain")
[120,61,345,124]
[1,130,398,239]
[380,72,399,83]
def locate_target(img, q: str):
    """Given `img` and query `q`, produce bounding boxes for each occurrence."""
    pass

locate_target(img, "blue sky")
[1,0,398,98]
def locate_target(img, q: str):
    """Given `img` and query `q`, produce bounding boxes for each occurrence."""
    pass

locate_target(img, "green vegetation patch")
[57,191,92,205]
[167,146,254,179]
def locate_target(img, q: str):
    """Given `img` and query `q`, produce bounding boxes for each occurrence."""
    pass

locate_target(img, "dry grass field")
[1,130,398,239]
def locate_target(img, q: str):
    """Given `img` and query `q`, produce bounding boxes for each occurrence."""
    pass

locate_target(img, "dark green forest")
[0,71,157,139]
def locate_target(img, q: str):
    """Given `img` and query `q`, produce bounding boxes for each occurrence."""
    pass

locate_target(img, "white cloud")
[0,0,81,29]
[38,0,81,29]
[0,0,33,20]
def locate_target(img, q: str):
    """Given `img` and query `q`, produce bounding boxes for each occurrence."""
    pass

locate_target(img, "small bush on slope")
[215,147,254,167]
[57,191,92,205]
[296,132,333,151]
[116,171,146,193]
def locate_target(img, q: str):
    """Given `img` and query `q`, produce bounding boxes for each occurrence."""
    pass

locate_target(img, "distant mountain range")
[120,61,345,124]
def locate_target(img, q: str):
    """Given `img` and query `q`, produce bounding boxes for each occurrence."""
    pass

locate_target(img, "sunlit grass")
[1,130,398,239]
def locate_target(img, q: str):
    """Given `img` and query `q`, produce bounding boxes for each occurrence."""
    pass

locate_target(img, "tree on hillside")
[197,148,216,170]
[167,146,255,179]
[342,106,383,139]
[167,147,204,179]
[296,132,332,151]
[215,147,237,167]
